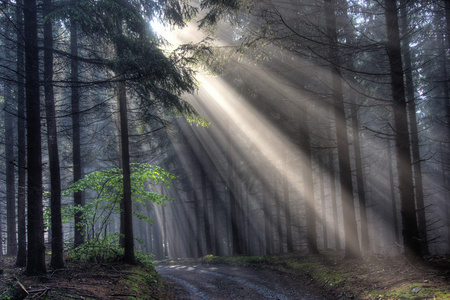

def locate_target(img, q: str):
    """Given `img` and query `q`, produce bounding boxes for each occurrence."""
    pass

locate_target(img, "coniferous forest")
[0,0,450,298]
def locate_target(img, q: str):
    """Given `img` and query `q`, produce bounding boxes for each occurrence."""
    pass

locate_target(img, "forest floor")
[158,251,450,299]
[0,255,166,299]
[0,251,448,299]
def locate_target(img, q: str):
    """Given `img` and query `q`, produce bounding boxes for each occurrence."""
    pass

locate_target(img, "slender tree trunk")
[384,0,422,261]
[263,184,273,255]
[228,122,241,255]
[201,165,212,254]
[193,187,204,258]
[24,0,46,275]
[116,40,135,264]
[283,151,294,252]
[399,0,428,256]
[15,0,26,267]
[328,149,340,251]
[162,206,168,258]
[71,0,83,248]
[300,107,318,254]
[275,178,283,253]
[387,139,400,245]
[43,0,64,269]
[350,98,369,253]
[324,0,360,259]
[318,155,327,250]
[211,171,222,255]
[5,84,17,256]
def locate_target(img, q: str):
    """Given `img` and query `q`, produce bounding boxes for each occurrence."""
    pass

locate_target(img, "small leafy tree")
[62,163,175,261]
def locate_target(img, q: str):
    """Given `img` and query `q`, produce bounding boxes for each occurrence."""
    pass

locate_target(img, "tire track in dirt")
[156,263,336,299]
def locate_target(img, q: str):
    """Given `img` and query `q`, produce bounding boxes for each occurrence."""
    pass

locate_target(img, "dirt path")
[156,263,343,299]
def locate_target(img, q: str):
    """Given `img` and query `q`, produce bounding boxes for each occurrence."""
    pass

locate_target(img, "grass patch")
[123,263,165,299]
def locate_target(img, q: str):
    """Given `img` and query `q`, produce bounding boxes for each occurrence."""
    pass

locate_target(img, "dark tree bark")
[201,164,213,254]
[43,0,64,269]
[116,39,135,263]
[399,0,428,256]
[24,0,46,275]
[324,0,361,259]
[5,83,17,256]
[262,184,273,255]
[15,0,27,267]
[384,0,422,261]
[71,0,84,248]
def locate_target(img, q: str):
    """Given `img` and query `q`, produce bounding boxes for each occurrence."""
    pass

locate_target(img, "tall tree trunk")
[328,149,340,251]
[399,0,428,256]
[228,122,241,255]
[283,150,294,252]
[275,178,283,253]
[318,155,327,250]
[5,84,17,256]
[350,98,369,253]
[43,0,64,269]
[263,184,273,255]
[384,0,422,261]
[24,0,46,275]
[116,40,135,264]
[324,0,361,259]
[300,107,318,254]
[71,0,83,248]
[15,0,26,267]
[201,164,212,254]
[387,139,400,246]
[162,206,168,258]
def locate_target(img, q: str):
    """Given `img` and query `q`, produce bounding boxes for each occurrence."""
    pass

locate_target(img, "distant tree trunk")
[201,164,212,254]
[399,0,428,256]
[387,139,400,245]
[324,0,360,259]
[5,84,17,256]
[228,122,241,255]
[384,0,422,261]
[43,0,64,269]
[283,151,294,252]
[328,149,340,251]
[24,0,46,275]
[162,206,168,258]
[15,0,26,267]
[193,186,204,258]
[262,183,273,255]
[318,155,327,250]
[300,107,318,254]
[71,0,84,248]
[275,178,283,253]
[350,97,369,253]
[211,171,222,256]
